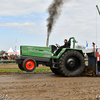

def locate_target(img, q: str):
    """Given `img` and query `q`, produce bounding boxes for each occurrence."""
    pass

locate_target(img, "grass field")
[0,68,51,72]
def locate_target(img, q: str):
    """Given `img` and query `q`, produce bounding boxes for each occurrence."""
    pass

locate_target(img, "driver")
[59,39,70,49]
[54,39,70,56]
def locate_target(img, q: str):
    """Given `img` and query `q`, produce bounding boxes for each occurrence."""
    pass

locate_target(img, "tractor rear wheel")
[58,50,85,77]
[50,67,59,75]
[18,62,24,71]
[23,58,36,72]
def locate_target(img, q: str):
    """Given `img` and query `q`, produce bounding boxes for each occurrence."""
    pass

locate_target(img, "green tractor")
[16,37,85,77]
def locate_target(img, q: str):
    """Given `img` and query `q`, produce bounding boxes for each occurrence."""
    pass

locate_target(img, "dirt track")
[0,65,100,100]
[0,64,46,69]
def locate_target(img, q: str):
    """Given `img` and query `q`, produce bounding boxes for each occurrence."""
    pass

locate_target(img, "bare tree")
[0,50,5,55]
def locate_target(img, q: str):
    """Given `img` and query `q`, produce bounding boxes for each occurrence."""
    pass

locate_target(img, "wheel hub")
[67,58,75,68]
[25,60,35,70]
[29,63,31,66]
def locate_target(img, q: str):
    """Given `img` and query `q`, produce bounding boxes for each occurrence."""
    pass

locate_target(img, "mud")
[0,64,100,100]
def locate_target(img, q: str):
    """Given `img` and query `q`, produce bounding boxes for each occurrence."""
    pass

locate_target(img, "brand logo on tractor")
[28,49,50,52]
[43,55,50,57]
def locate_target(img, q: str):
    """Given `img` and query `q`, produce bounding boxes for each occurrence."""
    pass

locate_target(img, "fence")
[0,60,15,63]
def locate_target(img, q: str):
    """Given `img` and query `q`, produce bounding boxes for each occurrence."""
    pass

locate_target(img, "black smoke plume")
[47,0,66,38]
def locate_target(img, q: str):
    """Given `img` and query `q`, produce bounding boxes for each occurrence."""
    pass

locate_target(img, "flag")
[86,41,88,50]
[15,39,17,52]
[86,41,88,47]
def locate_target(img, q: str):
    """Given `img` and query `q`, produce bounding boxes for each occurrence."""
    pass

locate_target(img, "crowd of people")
[0,55,19,60]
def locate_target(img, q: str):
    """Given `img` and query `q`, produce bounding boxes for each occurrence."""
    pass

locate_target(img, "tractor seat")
[49,45,57,53]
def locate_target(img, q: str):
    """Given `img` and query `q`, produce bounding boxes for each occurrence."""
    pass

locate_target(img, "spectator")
[4,56,8,60]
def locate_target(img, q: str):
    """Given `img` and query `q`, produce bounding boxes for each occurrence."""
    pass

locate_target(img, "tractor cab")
[50,37,77,56]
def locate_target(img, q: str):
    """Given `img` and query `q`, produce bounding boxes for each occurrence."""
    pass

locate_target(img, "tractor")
[16,5,100,76]
[16,37,86,77]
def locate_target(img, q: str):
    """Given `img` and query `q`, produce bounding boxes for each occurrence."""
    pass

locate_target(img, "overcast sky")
[0,0,100,51]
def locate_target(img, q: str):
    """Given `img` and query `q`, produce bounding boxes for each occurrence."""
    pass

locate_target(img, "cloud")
[48,0,100,48]
[0,22,35,27]
[0,0,51,16]
[0,21,47,36]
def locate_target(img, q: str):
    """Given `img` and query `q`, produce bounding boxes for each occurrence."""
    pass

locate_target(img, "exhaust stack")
[46,37,49,47]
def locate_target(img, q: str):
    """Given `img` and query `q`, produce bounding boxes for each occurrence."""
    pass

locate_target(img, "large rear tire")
[58,50,85,77]
[23,58,36,72]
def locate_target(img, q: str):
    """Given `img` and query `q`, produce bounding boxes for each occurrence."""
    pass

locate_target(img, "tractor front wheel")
[23,58,36,72]
[18,62,24,71]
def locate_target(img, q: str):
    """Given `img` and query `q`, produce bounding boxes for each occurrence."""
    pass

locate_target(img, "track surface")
[0,65,100,100]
